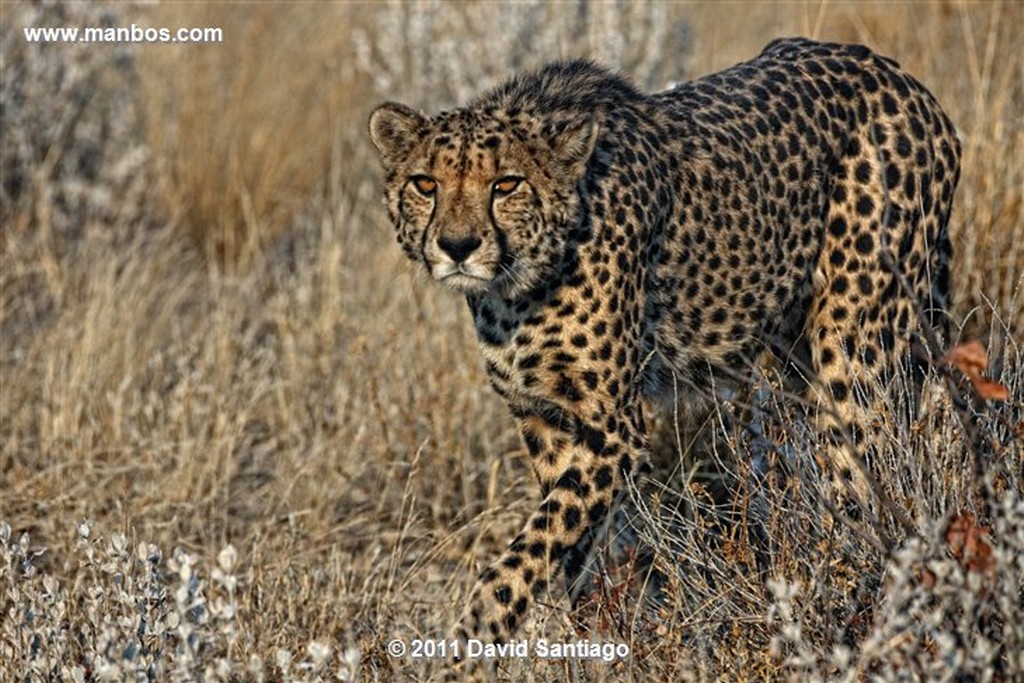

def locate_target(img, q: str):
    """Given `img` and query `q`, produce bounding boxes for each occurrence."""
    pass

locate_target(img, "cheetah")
[369,37,960,656]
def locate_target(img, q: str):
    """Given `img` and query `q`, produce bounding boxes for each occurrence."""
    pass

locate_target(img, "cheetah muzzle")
[369,37,960,672]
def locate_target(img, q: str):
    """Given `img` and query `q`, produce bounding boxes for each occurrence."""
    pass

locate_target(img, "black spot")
[540,499,562,515]
[855,233,874,255]
[514,597,528,616]
[828,216,848,237]
[870,123,887,145]
[885,163,901,190]
[541,322,563,337]
[556,375,583,402]
[588,501,608,523]
[856,195,875,217]
[555,467,586,495]
[528,542,546,558]
[842,335,856,356]
[478,305,497,326]
[857,274,874,296]
[582,371,599,390]
[478,326,503,346]
[915,146,929,169]
[830,381,849,402]
[502,555,522,569]
[494,585,513,605]
[578,423,606,455]
[518,354,541,370]
[522,428,542,456]
[880,328,895,352]
[563,506,581,531]
[570,333,588,348]
[480,568,499,583]
[831,276,849,294]
[563,548,585,578]
[881,92,899,115]
[896,134,912,158]
[910,118,926,141]
[855,161,871,183]
[594,466,613,490]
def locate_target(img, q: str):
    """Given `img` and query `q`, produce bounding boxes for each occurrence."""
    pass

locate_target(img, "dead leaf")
[942,340,989,374]
[972,376,1011,401]
[941,341,1010,401]
[945,512,995,577]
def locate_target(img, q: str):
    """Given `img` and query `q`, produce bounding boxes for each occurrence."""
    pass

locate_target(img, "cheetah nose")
[437,234,482,263]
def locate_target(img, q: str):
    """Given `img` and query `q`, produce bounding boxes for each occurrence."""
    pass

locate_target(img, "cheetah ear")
[369,102,427,166]
[551,116,599,182]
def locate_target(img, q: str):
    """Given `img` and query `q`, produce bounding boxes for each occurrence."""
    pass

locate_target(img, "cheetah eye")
[410,175,437,196]
[492,177,522,196]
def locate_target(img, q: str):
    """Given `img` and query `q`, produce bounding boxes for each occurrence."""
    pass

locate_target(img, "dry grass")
[2,2,1022,680]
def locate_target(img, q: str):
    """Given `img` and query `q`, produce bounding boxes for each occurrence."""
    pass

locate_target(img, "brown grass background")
[2,1,1022,680]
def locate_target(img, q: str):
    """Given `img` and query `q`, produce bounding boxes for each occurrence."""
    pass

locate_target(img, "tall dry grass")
[2,2,1022,680]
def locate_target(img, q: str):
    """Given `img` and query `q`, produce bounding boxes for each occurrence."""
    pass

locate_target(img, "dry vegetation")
[2,2,1022,681]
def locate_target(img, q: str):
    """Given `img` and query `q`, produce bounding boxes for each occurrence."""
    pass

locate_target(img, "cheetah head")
[369,102,598,299]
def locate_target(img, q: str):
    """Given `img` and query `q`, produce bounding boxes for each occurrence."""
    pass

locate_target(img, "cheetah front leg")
[448,407,648,675]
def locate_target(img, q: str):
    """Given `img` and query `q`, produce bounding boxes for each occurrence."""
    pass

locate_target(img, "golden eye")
[492,177,521,195]
[411,176,437,195]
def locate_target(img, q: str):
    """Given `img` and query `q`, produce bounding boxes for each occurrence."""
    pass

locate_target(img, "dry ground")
[2,2,1022,681]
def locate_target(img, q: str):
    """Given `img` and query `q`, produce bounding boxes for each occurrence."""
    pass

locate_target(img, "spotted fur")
[369,37,959,653]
